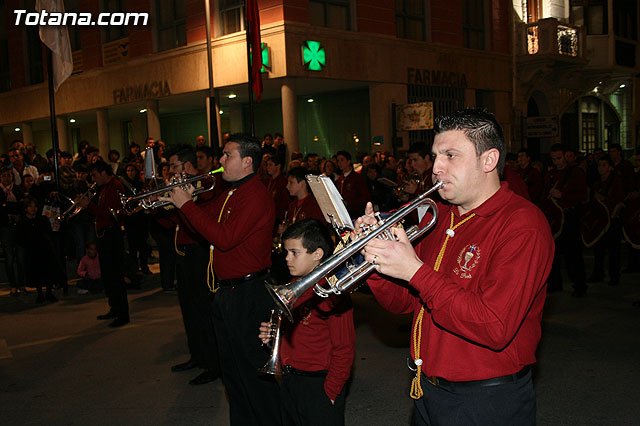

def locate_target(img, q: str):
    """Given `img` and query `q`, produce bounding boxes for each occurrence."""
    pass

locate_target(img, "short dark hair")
[434,108,506,174]
[88,160,113,176]
[108,149,120,159]
[282,219,334,261]
[227,133,262,173]
[609,144,622,152]
[287,166,309,184]
[167,144,196,167]
[335,150,351,162]
[407,142,431,158]
[61,151,73,159]
[517,149,530,157]
[274,132,284,139]
[86,146,99,155]
[267,155,283,167]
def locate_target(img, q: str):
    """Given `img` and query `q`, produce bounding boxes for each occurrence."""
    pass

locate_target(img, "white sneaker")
[77,289,89,295]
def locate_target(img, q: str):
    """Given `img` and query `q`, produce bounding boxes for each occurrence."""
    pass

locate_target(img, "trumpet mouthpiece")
[211,166,224,174]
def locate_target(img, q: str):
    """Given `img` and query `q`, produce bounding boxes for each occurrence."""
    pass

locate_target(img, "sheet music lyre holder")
[305,175,353,233]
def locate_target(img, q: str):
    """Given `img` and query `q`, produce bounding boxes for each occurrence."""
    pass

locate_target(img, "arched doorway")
[561,96,620,154]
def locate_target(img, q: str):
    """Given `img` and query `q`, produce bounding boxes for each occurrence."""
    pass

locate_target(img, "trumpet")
[57,183,98,220]
[259,309,283,375]
[266,181,443,322]
[120,167,223,213]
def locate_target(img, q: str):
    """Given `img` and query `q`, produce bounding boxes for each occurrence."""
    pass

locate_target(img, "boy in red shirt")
[259,219,355,426]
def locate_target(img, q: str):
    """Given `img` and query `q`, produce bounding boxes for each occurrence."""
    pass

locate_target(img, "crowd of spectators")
[1,131,639,304]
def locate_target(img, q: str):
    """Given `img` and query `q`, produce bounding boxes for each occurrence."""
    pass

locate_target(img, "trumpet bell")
[266,281,299,323]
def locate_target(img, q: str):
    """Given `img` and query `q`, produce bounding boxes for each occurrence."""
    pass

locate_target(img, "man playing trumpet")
[359,109,554,426]
[259,219,355,426]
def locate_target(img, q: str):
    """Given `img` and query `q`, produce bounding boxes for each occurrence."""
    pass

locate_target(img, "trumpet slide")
[267,181,443,322]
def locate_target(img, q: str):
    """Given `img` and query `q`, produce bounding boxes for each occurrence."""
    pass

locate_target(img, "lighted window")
[220,0,244,35]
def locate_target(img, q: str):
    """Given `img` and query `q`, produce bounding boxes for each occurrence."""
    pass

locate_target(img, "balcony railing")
[521,18,582,58]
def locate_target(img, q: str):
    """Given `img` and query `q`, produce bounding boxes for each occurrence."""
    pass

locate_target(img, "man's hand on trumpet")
[158,183,195,209]
[258,321,273,345]
[356,202,424,282]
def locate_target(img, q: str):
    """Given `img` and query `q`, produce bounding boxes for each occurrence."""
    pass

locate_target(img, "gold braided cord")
[207,246,217,293]
[207,189,237,293]
[174,225,185,256]
[410,211,476,399]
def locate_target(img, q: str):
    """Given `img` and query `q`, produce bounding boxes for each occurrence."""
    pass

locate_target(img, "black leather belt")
[281,365,327,377]
[216,269,269,288]
[424,365,531,389]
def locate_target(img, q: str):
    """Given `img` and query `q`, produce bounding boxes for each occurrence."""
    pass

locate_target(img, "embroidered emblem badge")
[453,244,480,279]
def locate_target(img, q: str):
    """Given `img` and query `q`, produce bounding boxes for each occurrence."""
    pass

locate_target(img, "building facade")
[0,0,637,161]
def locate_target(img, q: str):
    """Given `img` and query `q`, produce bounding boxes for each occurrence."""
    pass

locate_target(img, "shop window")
[463,0,485,49]
[219,0,244,35]
[570,0,608,35]
[526,0,541,23]
[395,1,427,41]
[157,0,186,51]
[407,85,465,145]
[613,0,637,40]
[103,0,129,43]
[309,0,350,30]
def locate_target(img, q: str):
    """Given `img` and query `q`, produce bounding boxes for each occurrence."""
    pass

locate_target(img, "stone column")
[281,79,299,154]
[96,109,110,159]
[369,83,407,155]
[21,122,34,146]
[146,100,161,140]
[56,116,70,152]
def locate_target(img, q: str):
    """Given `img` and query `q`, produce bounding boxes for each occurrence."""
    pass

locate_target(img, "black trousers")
[413,370,536,426]
[212,277,282,426]
[549,212,586,292]
[593,219,621,284]
[150,227,176,290]
[175,244,219,373]
[96,227,129,319]
[280,372,346,426]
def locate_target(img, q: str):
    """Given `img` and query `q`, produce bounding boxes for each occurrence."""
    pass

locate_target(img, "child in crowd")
[76,241,102,295]
[259,219,355,426]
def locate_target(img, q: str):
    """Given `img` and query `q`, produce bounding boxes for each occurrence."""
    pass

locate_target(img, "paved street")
[1,252,639,426]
